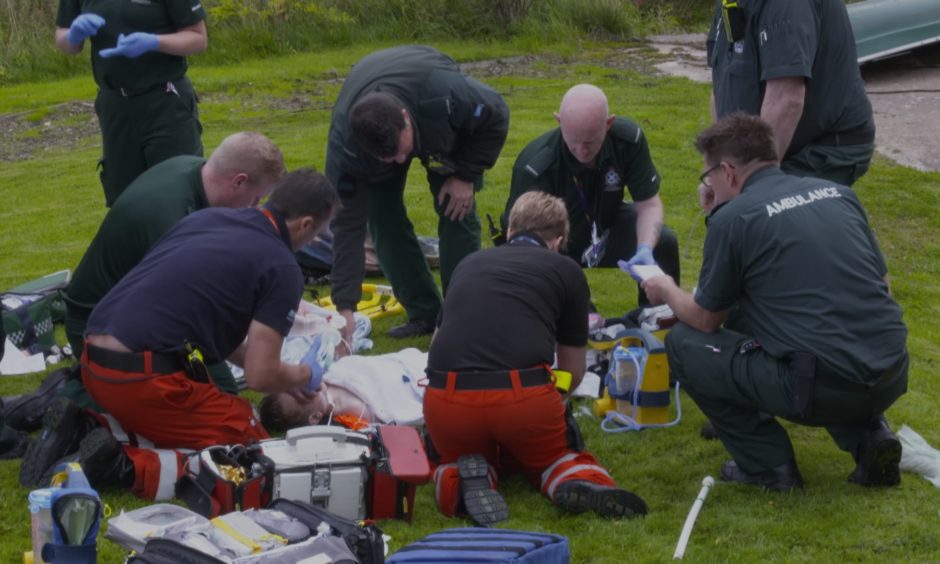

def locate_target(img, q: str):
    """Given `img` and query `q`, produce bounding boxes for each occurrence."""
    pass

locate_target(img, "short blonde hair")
[210,131,286,188]
[508,191,570,249]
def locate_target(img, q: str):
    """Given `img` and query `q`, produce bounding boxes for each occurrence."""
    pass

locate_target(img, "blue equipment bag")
[387,528,570,563]
[41,463,102,563]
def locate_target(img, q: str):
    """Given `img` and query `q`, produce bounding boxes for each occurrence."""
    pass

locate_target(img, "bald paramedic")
[502,84,679,304]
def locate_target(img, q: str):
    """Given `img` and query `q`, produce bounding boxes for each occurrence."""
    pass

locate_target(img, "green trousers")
[666,323,908,474]
[366,167,482,322]
[783,142,875,187]
[95,76,203,207]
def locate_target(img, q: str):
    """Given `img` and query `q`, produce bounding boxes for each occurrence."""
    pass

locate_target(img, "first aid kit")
[387,528,569,563]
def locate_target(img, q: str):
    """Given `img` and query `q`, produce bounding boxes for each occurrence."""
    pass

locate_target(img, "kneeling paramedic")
[424,191,648,524]
[643,114,908,492]
[19,169,339,500]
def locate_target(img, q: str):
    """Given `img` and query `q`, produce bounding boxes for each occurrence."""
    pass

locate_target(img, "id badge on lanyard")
[581,221,609,268]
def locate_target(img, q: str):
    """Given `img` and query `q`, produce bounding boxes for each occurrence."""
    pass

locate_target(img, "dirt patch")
[5,41,937,170]
[0,101,98,162]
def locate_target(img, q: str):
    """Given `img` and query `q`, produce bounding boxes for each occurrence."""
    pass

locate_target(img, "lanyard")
[260,207,281,235]
[508,233,545,248]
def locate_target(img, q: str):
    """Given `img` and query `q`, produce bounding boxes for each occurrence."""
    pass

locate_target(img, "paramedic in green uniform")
[63,132,285,403]
[55,0,207,207]
[326,45,509,341]
[707,0,875,186]
[644,114,907,492]
[502,84,679,304]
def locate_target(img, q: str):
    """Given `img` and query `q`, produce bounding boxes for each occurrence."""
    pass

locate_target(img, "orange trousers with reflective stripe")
[82,353,269,499]
[423,380,615,507]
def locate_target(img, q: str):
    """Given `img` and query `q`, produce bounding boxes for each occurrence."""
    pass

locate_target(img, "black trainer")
[553,480,648,519]
[79,428,135,490]
[457,454,508,526]
[849,417,902,487]
[387,318,436,339]
[720,460,804,492]
[19,396,96,487]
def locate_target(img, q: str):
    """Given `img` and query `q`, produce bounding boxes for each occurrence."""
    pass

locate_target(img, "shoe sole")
[861,435,902,487]
[18,397,81,487]
[554,482,648,519]
[458,455,508,526]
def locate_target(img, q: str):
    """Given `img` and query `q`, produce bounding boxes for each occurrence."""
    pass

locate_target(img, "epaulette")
[522,145,556,179]
[608,118,644,144]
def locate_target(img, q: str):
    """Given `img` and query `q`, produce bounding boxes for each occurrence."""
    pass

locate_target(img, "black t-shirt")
[87,207,303,364]
[427,236,589,372]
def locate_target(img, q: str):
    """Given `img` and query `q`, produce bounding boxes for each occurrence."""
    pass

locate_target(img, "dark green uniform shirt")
[696,166,906,382]
[67,155,209,313]
[707,0,874,157]
[326,45,509,311]
[503,118,660,261]
[56,0,205,90]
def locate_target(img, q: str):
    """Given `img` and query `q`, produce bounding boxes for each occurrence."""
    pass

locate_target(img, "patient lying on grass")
[259,348,427,432]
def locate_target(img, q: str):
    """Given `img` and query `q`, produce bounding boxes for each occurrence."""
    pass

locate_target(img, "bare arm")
[55,27,83,55]
[761,77,806,161]
[155,21,207,56]
[556,344,586,392]
[642,276,727,333]
[633,194,665,249]
[241,320,312,393]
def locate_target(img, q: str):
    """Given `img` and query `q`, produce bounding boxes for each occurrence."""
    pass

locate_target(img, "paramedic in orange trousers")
[18,170,338,500]
[424,192,648,521]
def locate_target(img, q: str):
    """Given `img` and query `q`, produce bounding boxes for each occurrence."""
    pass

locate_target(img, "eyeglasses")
[698,163,722,187]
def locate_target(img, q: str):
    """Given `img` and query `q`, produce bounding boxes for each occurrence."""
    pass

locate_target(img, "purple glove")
[300,335,326,393]
[99,32,159,58]
[626,244,655,268]
[66,13,105,45]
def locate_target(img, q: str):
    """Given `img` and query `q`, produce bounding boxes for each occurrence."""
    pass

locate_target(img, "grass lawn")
[2,41,939,562]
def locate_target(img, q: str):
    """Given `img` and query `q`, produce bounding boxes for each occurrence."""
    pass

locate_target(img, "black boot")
[849,416,901,487]
[0,399,28,460]
[387,318,436,339]
[553,480,648,519]
[19,396,97,487]
[79,428,135,490]
[3,367,72,432]
[720,460,804,492]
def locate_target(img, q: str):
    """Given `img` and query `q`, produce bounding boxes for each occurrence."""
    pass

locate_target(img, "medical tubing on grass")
[673,476,715,559]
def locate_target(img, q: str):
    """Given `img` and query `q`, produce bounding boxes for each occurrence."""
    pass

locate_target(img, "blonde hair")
[209,132,286,188]
[508,191,570,249]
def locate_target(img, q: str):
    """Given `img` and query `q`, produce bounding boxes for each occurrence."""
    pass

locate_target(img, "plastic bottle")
[28,489,54,564]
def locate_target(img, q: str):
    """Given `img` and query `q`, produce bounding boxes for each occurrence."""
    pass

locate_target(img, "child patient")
[259,348,427,433]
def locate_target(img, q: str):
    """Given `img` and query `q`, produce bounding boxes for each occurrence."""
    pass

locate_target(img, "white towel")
[898,424,940,487]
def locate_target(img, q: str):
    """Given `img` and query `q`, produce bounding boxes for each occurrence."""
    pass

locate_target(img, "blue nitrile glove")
[99,32,159,58]
[301,334,326,392]
[66,13,105,45]
[626,244,655,268]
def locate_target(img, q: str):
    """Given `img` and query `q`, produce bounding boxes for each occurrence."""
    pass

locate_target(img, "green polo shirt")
[56,0,205,90]
[707,0,873,157]
[67,155,209,315]
[696,166,906,382]
[503,117,660,260]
